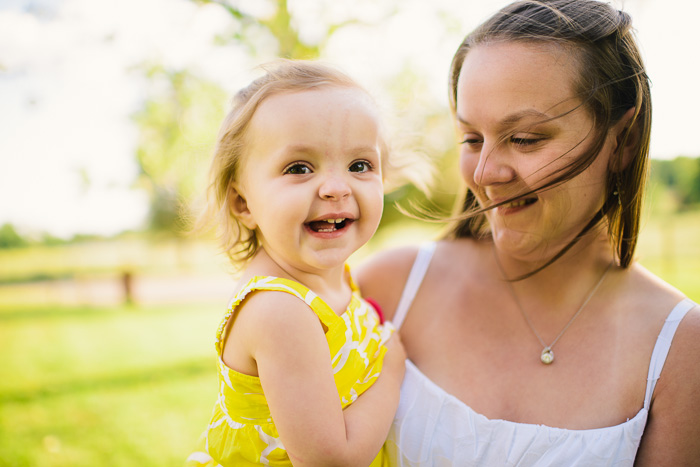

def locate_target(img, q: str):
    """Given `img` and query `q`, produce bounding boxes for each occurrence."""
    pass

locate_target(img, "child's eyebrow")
[282,144,380,157]
[283,144,316,155]
[348,145,381,157]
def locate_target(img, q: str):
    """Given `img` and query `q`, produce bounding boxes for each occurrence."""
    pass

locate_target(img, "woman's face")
[456,41,618,262]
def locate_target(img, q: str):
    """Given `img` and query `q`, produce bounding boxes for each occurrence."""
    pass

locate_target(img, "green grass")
[0,304,222,467]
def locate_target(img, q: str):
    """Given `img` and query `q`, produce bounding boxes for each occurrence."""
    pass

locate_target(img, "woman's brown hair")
[446,0,651,269]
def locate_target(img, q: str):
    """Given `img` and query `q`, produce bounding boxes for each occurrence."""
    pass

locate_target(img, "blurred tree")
[691,159,700,204]
[133,66,227,232]
[194,0,367,59]
[40,233,69,247]
[650,156,700,209]
[0,223,28,249]
[376,62,459,229]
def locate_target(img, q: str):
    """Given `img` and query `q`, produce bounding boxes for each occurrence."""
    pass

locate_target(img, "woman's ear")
[610,107,640,172]
[228,184,257,230]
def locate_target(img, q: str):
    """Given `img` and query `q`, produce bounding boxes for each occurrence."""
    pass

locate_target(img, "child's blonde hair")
[200,60,393,265]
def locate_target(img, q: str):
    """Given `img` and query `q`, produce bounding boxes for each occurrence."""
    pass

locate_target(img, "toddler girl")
[186,60,405,466]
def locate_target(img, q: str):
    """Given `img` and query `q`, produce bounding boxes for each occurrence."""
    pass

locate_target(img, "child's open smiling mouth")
[305,215,356,237]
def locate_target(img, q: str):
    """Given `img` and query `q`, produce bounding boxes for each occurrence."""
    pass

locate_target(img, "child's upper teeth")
[325,218,345,223]
[506,200,527,208]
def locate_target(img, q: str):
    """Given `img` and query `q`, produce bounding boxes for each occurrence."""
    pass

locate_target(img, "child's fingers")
[383,335,407,366]
[385,332,405,352]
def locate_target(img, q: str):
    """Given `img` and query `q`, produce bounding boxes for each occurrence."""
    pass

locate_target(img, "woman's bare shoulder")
[635,296,700,464]
[619,261,700,463]
[624,263,687,311]
[355,245,423,321]
[357,245,422,277]
[631,261,700,382]
[630,262,685,292]
[356,238,483,319]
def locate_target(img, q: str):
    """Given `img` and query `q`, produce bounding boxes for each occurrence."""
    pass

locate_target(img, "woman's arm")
[228,291,405,467]
[635,304,700,465]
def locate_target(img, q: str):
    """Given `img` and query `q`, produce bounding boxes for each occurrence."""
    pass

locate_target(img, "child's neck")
[241,249,353,316]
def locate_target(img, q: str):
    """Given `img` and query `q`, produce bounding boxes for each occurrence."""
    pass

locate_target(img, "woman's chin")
[492,230,540,256]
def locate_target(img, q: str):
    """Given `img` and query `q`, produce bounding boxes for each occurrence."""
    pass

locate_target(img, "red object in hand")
[364,297,385,324]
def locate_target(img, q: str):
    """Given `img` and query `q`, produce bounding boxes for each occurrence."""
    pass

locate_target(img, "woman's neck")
[490,231,616,313]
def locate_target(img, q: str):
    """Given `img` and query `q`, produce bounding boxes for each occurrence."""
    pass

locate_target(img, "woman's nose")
[472,145,515,187]
[318,173,351,200]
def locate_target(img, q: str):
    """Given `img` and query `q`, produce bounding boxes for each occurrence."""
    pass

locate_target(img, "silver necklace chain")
[494,252,614,365]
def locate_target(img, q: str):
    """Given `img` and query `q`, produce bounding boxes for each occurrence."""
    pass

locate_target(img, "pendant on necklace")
[540,347,554,365]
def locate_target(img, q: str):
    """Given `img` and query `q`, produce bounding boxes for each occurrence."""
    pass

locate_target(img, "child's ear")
[610,107,640,172]
[228,185,257,230]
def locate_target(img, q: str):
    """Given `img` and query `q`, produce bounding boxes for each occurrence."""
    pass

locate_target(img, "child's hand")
[381,333,407,383]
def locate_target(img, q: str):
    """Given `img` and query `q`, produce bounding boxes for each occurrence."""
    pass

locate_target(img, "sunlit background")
[1,0,699,465]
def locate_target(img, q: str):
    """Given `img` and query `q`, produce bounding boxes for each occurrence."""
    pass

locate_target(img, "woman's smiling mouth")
[501,198,536,209]
[488,196,538,214]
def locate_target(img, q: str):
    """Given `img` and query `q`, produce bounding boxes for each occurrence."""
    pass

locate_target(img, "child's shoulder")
[220,276,333,377]
[225,277,325,348]
[233,275,315,322]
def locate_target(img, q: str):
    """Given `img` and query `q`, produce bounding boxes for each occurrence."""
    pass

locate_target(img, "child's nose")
[319,174,351,200]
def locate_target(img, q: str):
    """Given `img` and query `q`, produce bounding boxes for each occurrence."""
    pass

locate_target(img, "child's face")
[235,87,384,274]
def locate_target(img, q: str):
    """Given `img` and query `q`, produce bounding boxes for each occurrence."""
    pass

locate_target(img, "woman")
[358,0,700,464]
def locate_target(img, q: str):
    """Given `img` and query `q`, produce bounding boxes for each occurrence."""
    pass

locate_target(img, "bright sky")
[1,0,698,238]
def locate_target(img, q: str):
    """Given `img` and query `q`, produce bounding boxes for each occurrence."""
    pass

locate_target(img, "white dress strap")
[393,242,437,330]
[643,298,697,409]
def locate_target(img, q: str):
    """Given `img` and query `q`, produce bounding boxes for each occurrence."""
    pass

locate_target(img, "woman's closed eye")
[283,162,313,175]
[511,135,546,148]
[460,134,483,147]
[460,133,546,149]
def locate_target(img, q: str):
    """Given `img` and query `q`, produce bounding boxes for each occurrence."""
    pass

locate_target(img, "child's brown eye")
[349,161,371,173]
[284,163,312,175]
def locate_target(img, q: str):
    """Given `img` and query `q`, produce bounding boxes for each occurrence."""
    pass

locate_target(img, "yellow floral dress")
[186,269,393,466]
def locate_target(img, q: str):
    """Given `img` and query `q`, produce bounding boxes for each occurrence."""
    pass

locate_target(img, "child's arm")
[330,332,405,461]
[226,290,405,467]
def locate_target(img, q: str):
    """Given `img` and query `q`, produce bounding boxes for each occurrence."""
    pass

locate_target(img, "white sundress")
[385,242,696,466]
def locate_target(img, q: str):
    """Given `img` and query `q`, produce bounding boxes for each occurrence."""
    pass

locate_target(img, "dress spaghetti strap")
[643,298,697,409]
[393,242,436,329]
